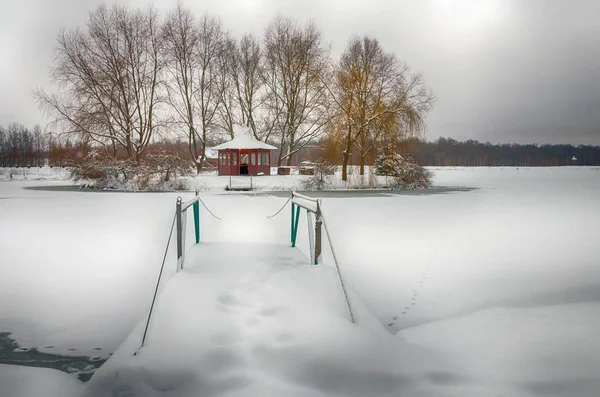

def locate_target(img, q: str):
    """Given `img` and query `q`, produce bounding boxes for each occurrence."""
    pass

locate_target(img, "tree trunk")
[286,141,294,166]
[341,126,354,181]
[341,151,350,181]
[359,153,366,175]
[199,138,207,173]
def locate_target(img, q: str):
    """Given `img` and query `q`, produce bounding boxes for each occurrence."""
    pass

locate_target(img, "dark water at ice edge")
[245,186,477,198]
[24,184,477,197]
[0,332,109,382]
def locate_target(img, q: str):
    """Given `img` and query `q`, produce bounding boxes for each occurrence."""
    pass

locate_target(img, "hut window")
[258,153,262,165]
[251,153,256,165]
[232,152,237,166]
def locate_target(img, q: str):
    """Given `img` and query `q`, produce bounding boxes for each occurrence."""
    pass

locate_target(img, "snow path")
[85,242,494,397]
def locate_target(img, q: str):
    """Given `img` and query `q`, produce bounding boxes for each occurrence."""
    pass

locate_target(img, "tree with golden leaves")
[325,36,434,181]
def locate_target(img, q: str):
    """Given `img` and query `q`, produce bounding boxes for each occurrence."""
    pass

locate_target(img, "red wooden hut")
[213,126,277,176]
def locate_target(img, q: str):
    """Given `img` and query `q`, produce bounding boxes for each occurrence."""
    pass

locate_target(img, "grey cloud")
[1,0,598,144]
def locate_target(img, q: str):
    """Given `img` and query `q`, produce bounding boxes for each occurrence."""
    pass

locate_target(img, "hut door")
[240,150,249,175]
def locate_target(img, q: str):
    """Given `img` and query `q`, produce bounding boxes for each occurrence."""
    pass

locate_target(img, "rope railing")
[267,191,356,324]
[137,211,176,352]
[320,205,356,323]
[266,196,292,219]
[198,197,223,220]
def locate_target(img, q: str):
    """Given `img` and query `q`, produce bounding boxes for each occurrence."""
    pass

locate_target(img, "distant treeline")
[2,122,599,169]
[397,138,600,167]
[0,123,195,169]
[0,123,47,167]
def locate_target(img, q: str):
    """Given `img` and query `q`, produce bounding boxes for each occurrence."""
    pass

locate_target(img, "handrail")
[175,191,222,270]
[181,196,200,212]
[292,191,319,203]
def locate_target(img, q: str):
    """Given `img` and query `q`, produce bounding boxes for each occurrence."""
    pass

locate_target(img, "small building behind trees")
[213,126,277,176]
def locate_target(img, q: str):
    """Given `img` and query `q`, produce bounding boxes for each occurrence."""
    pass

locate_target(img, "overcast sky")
[1,0,599,145]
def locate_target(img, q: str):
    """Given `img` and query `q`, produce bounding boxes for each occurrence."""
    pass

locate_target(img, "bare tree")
[163,9,225,173]
[192,15,225,172]
[35,4,165,164]
[263,16,330,166]
[236,34,272,140]
[325,36,434,181]
[214,35,241,138]
[163,5,200,171]
[215,33,280,144]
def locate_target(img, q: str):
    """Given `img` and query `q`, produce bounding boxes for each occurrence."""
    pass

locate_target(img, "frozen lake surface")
[1,167,599,396]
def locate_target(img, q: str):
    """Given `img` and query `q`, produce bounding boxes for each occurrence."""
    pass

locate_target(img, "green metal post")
[291,201,295,244]
[291,205,301,247]
[193,190,200,244]
[193,201,200,244]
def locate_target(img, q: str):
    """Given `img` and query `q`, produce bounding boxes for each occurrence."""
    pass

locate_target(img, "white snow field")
[0,364,84,397]
[1,167,599,396]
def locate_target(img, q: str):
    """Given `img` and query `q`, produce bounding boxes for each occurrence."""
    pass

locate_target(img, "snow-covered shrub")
[300,161,336,190]
[374,153,432,189]
[69,150,191,191]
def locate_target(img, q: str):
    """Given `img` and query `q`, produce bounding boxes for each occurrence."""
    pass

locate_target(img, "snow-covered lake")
[1,167,599,396]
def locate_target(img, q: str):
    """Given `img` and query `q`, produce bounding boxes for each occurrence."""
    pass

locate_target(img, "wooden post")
[314,200,322,265]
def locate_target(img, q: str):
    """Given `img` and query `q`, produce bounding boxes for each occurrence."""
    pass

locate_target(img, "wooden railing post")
[314,200,322,265]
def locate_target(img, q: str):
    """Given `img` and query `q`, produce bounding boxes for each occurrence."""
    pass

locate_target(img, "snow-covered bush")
[374,153,432,189]
[300,161,336,190]
[69,150,191,191]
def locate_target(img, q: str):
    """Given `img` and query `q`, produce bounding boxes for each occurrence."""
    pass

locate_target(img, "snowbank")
[400,303,600,396]
[0,364,83,397]
[0,166,70,181]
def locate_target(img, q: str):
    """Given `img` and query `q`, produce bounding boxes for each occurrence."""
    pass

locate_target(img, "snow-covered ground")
[1,165,404,191]
[1,167,599,396]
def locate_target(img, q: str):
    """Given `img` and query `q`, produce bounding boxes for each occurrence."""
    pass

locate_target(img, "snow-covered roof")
[212,125,277,150]
[204,147,218,159]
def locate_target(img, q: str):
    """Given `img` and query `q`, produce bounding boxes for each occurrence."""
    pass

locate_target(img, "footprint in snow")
[218,294,243,307]
[259,306,286,317]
